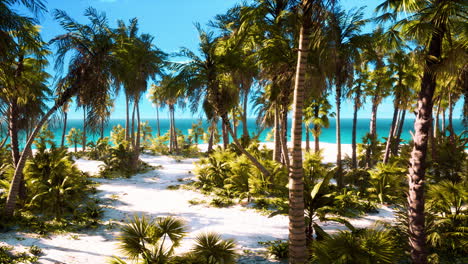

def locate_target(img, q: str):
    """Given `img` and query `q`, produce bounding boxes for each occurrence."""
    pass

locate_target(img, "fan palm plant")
[191,232,237,264]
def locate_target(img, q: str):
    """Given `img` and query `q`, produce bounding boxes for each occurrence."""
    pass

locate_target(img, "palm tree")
[150,74,185,153]
[177,24,270,177]
[66,128,82,153]
[325,5,366,186]
[376,0,467,262]
[4,7,116,217]
[346,62,369,169]
[383,50,418,164]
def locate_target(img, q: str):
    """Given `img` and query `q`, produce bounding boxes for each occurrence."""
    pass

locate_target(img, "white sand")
[0,143,393,264]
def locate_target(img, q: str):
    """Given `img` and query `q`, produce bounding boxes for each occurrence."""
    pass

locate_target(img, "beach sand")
[0,142,393,264]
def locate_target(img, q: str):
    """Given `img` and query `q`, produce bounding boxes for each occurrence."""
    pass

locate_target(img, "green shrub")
[258,240,288,260]
[210,197,234,208]
[24,142,89,218]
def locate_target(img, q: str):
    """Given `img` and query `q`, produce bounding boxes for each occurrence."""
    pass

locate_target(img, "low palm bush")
[310,226,400,264]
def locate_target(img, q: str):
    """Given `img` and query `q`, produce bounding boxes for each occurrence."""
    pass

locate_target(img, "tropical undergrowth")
[110,214,237,264]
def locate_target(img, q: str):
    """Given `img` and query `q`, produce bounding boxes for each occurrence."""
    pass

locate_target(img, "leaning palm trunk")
[8,101,26,201]
[222,114,270,178]
[408,31,442,264]
[383,102,399,164]
[393,109,406,156]
[273,106,282,162]
[288,12,310,263]
[61,112,68,147]
[4,86,76,217]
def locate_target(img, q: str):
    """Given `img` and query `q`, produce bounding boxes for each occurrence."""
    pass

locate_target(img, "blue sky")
[15,0,463,120]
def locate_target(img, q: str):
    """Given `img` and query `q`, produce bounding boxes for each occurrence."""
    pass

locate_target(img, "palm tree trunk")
[4,86,77,217]
[8,101,26,201]
[281,108,289,166]
[222,114,271,178]
[441,109,446,136]
[207,121,215,153]
[335,86,343,187]
[222,120,229,149]
[448,92,454,139]
[125,93,130,141]
[242,88,249,139]
[100,119,104,140]
[156,106,161,137]
[408,31,442,264]
[82,107,86,151]
[172,106,178,152]
[131,102,136,148]
[134,101,141,169]
[61,112,68,147]
[273,106,282,163]
[370,95,379,137]
[434,99,441,138]
[305,126,310,152]
[393,109,406,156]
[314,128,320,153]
[352,97,358,169]
[383,104,399,164]
[169,106,174,153]
[288,15,310,263]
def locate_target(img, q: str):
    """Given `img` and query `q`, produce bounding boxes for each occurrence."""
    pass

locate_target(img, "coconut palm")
[149,74,186,153]
[66,128,83,153]
[4,7,116,217]
[376,0,468,262]
[177,24,270,177]
[325,5,367,186]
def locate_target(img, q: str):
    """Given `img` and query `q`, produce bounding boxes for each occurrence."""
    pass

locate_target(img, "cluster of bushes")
[0,129,103,234]
[110,214,237,264]
[0,245,42,264]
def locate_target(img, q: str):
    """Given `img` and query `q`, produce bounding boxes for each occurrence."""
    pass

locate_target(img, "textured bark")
[288,14,310,264]
[383,105,399,164]
[393,109,406,156]
[351,96,358,169]
[314,128,320,153]
[125,94,130,141]
[273,106,282,162]
[280,108,290,167]
[131,102,136,148]
[369,95,379,138]
[222,120,229,149]
[305,127,310,152]
[8,101,26,201]
[335,86,343,187]
[207,121,215,153]
[242,88,249,138]
[156,107,161,137]
[61,112,68,147]
[408,31,442,264]
[82,107,86,151]
[100,119,104,140]
[5,86,77,217]
[441,109,446,136]
[448,92,454,139]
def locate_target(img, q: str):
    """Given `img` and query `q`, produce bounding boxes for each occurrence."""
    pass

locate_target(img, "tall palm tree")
[150,74,185,153]
[325,5,366,186]
[377,1,467,262]
[346,62,369,169]
[178,24,270,177]
[383,50,418,164]
[4,7,116,217]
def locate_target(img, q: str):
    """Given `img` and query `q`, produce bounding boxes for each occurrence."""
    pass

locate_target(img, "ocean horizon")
[9,117,464,149]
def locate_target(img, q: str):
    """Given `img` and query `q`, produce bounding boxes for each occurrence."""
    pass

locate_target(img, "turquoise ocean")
[15,117,465,149]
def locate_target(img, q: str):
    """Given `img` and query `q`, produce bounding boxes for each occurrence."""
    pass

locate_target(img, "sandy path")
[0,153,394,264]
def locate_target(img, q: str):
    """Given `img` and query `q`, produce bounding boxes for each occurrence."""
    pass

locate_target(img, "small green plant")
[167,184,181,190]
[210,197,234,208]
[29,245,42,256]
[188,199,206,205]
[258,240,288,260]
